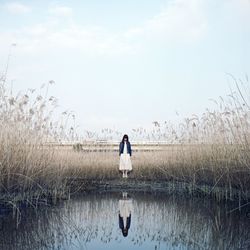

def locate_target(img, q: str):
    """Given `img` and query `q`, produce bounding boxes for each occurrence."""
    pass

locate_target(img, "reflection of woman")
[119,134,132,178]
[119,192,132,237]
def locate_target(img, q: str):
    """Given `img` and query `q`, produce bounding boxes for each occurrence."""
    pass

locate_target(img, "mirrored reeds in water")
[0,192,249,250]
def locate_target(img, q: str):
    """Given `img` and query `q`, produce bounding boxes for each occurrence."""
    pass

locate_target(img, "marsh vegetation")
[0,74,250,208]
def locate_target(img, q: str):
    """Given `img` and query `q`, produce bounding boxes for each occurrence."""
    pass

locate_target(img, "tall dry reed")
[60,75,250,200]
[0,75,78,205]
[1,72,250,205]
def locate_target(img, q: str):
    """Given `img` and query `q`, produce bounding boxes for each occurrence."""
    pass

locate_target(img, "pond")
[0,191,249,250]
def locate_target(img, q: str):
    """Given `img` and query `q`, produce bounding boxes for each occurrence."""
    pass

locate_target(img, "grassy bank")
[1,75,250,207]
[52,146,250,199]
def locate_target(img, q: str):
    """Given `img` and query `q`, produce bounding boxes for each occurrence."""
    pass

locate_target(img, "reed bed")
[50,144,250,200]
[1,74,250,206]
[0,76,75,205]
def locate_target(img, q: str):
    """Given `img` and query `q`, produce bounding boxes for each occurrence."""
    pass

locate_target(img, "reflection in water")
[0,192,249,249]
[119,192,132,237]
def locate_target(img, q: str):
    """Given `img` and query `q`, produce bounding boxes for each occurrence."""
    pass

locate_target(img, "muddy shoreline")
[70,179,250,202]
[1,179,249,211]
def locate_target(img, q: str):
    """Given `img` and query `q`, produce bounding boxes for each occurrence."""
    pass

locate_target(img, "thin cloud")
[0,0,207,57]
[125,0,207,44]
[0,21,135,56]
[48,6,73,17]
[227,0,250,22]
[4,2,31,14]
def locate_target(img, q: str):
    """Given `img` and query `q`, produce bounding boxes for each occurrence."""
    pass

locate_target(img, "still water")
[0,191,249,250]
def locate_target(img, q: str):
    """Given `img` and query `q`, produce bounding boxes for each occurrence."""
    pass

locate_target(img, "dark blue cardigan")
[119,142,132,156]
[119,213,131,230]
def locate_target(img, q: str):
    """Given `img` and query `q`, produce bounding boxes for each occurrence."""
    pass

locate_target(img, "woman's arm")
[128,142,132,156]
[126,214,131,230]
[119,142,122,156]
[119,214,124,229]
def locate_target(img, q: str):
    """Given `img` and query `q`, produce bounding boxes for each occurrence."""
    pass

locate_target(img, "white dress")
[119,142,132,171]
[119,198,132,228]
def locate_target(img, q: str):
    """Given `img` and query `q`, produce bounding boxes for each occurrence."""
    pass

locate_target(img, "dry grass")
[1,74,250,206]
[51,144,250,192]
[0,76,74,204]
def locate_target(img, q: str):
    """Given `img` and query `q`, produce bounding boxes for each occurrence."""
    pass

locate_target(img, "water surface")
[0,191,249,250]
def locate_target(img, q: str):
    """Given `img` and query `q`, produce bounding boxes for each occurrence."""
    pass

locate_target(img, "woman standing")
[119,134,132,178]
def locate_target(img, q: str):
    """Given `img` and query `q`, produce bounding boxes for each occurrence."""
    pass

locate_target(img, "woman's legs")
[121,170,129,178]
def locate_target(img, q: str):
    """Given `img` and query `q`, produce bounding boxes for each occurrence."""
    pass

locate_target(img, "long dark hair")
[122,229,128,237]
[122,134,129,143]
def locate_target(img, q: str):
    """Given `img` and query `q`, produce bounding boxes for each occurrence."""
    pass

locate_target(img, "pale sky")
[0,0,250,137]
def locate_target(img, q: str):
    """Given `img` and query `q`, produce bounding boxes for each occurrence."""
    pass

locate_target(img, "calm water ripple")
[0,192,250,250]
